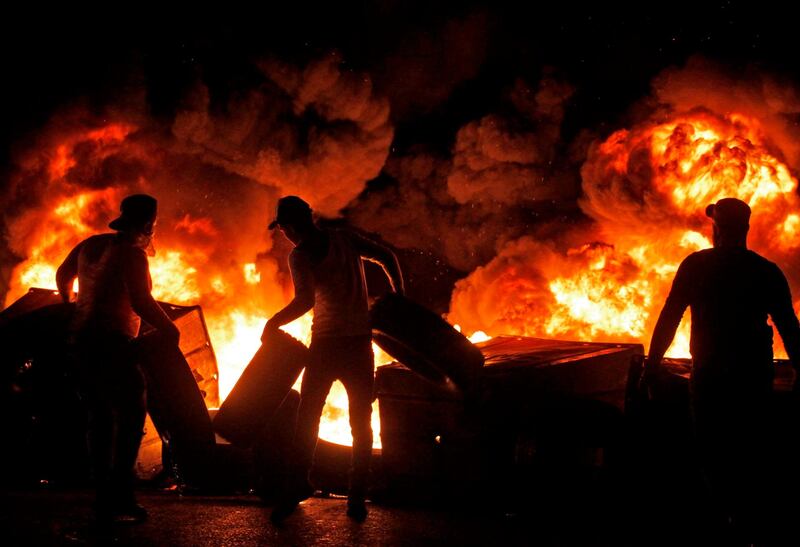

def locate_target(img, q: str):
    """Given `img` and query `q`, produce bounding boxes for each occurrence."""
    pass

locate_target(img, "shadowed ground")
[1,489,558,546]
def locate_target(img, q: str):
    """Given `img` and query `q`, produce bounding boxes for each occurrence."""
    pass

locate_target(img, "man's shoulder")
[289,245,314,265]
[683,247,767,263]
[744,249,776,265]
[693,248,783,274]
[77,233,115,254]
[744,250,785,277]
[678,249,710,267]
[81,233,114,245]
[98,233,147,260]
[326,227,351,242]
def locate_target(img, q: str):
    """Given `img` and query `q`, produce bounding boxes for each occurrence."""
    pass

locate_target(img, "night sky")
[4,2,798,163]
[2,1,800,309]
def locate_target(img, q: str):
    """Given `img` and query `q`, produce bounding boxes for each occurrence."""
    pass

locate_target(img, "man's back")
[672,247,788,362]
[292,229,370,338]
[72,233,145,338]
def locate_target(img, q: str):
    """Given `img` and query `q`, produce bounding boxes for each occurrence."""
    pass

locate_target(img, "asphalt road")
[1,489,560,546]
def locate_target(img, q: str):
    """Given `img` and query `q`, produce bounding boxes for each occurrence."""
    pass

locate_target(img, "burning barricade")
[0,285,643,504]
[2,60,800,511]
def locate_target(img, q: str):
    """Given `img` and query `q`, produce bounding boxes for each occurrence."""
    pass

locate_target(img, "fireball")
[450,109,800,358]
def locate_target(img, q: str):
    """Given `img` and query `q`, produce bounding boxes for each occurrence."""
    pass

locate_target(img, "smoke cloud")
[351,75,579,272]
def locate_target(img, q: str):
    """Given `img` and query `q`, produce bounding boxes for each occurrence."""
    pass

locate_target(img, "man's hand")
[641,356,663,396]
[261,318,280,343]
[60,290,76,305]
[643,357,661,380]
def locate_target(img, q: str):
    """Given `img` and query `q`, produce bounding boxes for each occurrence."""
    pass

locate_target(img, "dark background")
[3,1,798,170]
[2,1,799,308]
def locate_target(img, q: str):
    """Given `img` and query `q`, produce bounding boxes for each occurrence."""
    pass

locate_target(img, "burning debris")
[2,55,800,455]
[0,53,394,448]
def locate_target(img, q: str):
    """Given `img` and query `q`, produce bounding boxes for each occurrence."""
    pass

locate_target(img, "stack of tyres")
[134,332,217,487]
[375,363,478,502]
[369,294,486,501]
[0,299,90,486]
[213,330,309,447]
[0,291,227,489]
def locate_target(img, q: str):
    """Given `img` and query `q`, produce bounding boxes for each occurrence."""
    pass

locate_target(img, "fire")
[5,188,121,303]
[5,191,385,447]
[468,330,491,344]
[7,104,800,454]
[151,251,201,303]
[3,124,385,449]
[450,109,800,359]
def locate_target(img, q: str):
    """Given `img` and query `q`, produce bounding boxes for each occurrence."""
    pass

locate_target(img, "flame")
[5,188,121,303]
[9,107,800,455]
[3,124,384,449]
[150,251,201,303]
[243,263,261,285]
[454,324,493,344]
[450,109,800,359]
[468,330,491,344]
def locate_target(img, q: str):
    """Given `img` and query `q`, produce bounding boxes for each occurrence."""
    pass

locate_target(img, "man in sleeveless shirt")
[56,194,180,524]
[264,196,404,522]
[644,197,800,540]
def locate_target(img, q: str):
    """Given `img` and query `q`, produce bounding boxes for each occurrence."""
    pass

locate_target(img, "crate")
[375,337,643,502]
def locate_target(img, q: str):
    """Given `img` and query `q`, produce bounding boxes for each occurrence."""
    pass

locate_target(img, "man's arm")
[644,260,691,377]
[350,232,405,296]
[126,249,180,342]
[262,251,315,340]
[767,265,800,374]
[56,242,83,304]
[645,298,687,370]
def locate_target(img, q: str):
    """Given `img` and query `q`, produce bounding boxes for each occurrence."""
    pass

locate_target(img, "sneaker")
[270,498,300,524]
[346,497,368,522]
[270,479,315,524]
[293,479,315,503]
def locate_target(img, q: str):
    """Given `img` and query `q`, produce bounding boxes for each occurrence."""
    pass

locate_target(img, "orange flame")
[5,124,386,448]
[450,110,800,359]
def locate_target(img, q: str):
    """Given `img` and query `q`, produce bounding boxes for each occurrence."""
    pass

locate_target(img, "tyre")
[135,332,217,487]
[213,330,308,447]
[370,293,484,391]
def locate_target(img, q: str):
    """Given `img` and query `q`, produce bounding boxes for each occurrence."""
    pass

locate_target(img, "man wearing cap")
[56,194,180,524]
[264,195,404,522]
[644,197,800,539]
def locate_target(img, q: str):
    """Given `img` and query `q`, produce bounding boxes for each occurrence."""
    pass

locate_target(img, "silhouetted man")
[56,194,179,524]
[264,196,404,522]
[644,197,800,540]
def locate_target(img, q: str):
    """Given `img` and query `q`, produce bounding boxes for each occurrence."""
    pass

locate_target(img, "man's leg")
[692,378,774,542]
[108,360,147,511]
[76,334,146,522]
[75,339,116,512]
[727,389,774,542]
[273,346,333,521]
[340,336,374,520]
[293,363,334,482]
[82,375,115,509]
